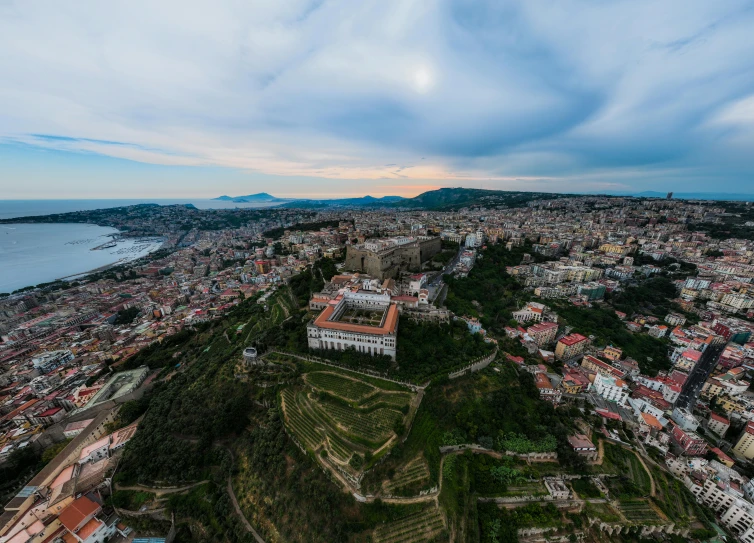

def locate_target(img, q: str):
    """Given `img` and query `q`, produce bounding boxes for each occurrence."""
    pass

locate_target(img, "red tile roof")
[75,518,102,540]
[558,333,588,346]
[681,349,702,362]
[313,303,398,335]
[58,496,99,532]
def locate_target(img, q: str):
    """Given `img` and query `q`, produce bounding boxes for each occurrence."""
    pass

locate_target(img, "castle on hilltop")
[344,236,441,280]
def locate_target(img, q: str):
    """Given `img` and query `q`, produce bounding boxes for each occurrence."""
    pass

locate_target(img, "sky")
[1,0,754,199]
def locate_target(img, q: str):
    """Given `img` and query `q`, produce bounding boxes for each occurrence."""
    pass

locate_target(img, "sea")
[0,199,277,293]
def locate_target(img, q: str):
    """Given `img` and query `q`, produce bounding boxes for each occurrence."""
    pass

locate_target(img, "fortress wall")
[344,237,441,280]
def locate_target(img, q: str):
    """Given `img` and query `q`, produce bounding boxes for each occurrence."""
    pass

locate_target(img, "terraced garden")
[385,455,431,495]
[242,291,291,342]
[650,465,702,526]
[318,400,401,445]
[373,506,446,543]
[584,502,622,523]
[602,443,652,497]
[361,391,414,409]
[280,367,417,483]
[618,499,662,523]
[305,371,376,402]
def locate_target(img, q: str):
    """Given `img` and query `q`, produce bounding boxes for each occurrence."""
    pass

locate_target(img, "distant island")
[213,192,407,208]
[213,192,293,204]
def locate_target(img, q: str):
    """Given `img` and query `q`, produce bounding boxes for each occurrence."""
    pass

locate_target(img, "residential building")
[708,412,730,437]
[58,495,120,543]
[733,422,754,460]
[560,368,591,394]
[665,313,687,326]
[577,282,606,301]
[554,333,589,360]
[581,355,626,379]
[671,407,700,432]
[592,373,629,405]
[602,345,622,361]
[512,301,546,324]
[31,350,74,373]
[686,477,754,541]
[670,425,707,456]
[567,434,598,461]
[534,372,562,404]
[526,322,558,346]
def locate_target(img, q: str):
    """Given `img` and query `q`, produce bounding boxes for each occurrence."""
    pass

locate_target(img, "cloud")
[1,0,754,194]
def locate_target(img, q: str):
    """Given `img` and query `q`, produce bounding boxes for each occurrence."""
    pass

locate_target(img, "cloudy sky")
[1,0,753,199]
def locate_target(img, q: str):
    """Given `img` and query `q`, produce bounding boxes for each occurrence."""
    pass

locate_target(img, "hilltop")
[393,187,566,210]
[214,187,567,210]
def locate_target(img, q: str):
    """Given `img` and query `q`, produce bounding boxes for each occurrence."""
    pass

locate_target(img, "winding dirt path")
[227,476,266,543]
[115,480,208,497]
[222,445,266,542]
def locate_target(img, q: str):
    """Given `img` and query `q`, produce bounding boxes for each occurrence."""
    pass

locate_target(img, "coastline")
[55,237,166,282]
[0,223,166,294]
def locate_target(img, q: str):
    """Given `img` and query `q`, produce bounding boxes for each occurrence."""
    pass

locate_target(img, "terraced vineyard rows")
[385,456,430,494]
[306,371,376,401]
[319,401,401,444]
[625,454,652,495]
[618,500,661,523]
[281,388,324,450]
[281,367,418,488]
[270,303,284,324]
[287,389,363,464]
[326,435,352,463]
[360,391,413,409]
[373,507,445,543]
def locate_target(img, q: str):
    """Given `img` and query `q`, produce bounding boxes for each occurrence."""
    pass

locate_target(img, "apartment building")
[512,301,546,324]
[686,477,754,542]
[592,373,629,405]
[554,333,589,360]
[670,425,707,456]
[526,322,558,346]
[581,355,626,380]
[708,412,730,437]
[733,422,754,460]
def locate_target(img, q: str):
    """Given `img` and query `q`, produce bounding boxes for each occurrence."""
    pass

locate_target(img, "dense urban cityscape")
[1,190,754,543]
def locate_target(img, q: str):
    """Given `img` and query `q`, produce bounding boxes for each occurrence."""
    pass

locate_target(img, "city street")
[675,344,725,411]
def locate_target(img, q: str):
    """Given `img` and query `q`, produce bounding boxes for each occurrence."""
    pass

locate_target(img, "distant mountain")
[393,187,566,210]
[212,192,292,203]
[278,195,405,208]
[214,188,569,210]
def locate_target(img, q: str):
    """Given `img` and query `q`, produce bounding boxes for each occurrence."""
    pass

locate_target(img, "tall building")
[733,422,754,460]
[526,322,558,346]
[592,373,629,405]
[554,333,589,360]
[31,350,74,373]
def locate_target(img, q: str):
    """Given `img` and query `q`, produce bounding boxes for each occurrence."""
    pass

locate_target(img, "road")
[675,344,724,411]
[429,247,464,288]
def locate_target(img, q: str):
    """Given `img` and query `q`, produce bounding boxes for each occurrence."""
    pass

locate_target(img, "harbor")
[0,223,165,293]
